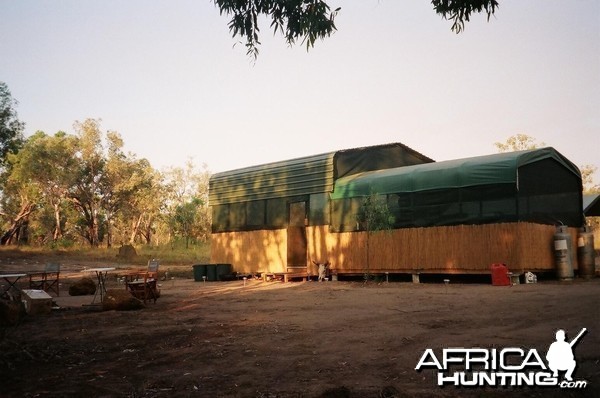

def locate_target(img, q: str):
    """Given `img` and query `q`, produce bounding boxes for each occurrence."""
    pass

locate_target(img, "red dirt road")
[1,269,599,397]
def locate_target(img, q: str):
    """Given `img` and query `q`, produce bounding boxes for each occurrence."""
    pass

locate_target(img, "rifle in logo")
[546,328,587,381]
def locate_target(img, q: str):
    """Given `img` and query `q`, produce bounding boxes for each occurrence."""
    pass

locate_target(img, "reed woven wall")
[317,223,578,274]
[212,223,580,274]
[211,229,287,273]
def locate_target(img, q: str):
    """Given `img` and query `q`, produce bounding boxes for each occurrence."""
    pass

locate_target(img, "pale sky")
[1,0,599,182]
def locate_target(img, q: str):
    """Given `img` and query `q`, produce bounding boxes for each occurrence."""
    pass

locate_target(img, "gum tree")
[2,131,78,243]
[162,161,211,248]
[213,0,499,57]
[494,134,545,152]
[0,82,24,169]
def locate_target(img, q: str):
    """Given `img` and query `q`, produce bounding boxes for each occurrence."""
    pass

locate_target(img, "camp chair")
[28,262,61,296]
[125,259,160,304]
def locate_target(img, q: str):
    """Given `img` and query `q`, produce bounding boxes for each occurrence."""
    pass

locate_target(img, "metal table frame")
[85,268,116,305]
[0,273,27,296]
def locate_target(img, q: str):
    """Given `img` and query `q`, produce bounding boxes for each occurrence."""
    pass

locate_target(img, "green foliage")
[0,119,212,249]
[213,0,339,58]
[135,241,211,264]
[172,197,204,249]
[4,131,78,242]
[0,82,25,169]
[356,192,394,281]
[432,0,499,33]
[162,160,212,245]
[581,164,599,194]
[213,1,500,58]
[357,192,395,233]
[0,240,211,273]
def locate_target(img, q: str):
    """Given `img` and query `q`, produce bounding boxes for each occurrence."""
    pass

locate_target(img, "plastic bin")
[192,264,207,282]
[206,264,218,281]
[216,263,232,281]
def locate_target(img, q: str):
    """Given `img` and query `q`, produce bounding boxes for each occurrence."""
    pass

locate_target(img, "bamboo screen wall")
[211,222,579,274]
[210,229,287,273]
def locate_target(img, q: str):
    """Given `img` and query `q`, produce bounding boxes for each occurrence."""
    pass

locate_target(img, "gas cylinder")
[577,226,595,278]
[553,226,574,280]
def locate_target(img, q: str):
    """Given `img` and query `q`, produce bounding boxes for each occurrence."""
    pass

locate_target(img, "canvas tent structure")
[209,144,585,277]
[210,143,434,235]
[583,194,600,252]
[330,147,583,231]
[583,194,600,217]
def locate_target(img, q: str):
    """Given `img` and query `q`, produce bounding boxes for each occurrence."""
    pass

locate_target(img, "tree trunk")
[130,213,144,244]
[1,202,36,245]
[69,197,99,246]
[143,215,154,244]
[105,211,113,248]
[85,211,99,247]
[53,202,63,241]
[106,222,112,248]
[89,221,99,246]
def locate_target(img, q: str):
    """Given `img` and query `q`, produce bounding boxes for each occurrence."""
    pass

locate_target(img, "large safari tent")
[209,143,584,278]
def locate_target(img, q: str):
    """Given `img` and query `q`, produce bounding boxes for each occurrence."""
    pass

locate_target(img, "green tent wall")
[209,145,583,233]
[330,147,583,230]
[209,143,434,232]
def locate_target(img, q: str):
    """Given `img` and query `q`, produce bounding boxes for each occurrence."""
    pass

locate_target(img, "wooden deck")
[261,266,311,282]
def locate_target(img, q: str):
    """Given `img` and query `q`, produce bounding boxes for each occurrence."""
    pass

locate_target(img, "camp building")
[209,143,584,278]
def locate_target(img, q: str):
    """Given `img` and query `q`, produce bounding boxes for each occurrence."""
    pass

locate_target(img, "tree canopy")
[0,120,211,248]
[431,0,499,33]
[213,0,499,57]
[494,133,546,153]
[0,82,25,169]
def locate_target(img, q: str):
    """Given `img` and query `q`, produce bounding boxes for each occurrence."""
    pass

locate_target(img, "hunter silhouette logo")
[415,327,589,389]
[546,328,586,381]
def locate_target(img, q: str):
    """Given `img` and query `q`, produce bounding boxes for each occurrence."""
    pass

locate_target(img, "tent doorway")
[287,201,307,267]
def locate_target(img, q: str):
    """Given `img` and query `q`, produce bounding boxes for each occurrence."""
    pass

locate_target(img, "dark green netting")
[331,147,580,199]
[330,148,583,230]
[210,143,433,232]
[211,147,583,232]
[583,194,600,216]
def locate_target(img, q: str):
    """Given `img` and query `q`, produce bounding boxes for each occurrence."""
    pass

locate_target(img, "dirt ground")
[1,255,599,398]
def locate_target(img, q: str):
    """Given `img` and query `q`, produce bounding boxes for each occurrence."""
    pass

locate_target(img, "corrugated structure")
[210,144,585,277]
[209,143,434,232]
[209,152,337,206]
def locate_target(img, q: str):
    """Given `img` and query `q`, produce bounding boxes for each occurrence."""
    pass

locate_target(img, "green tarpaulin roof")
[331,147,581,199]
[209,143,433,206]
[583,194,600,216]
